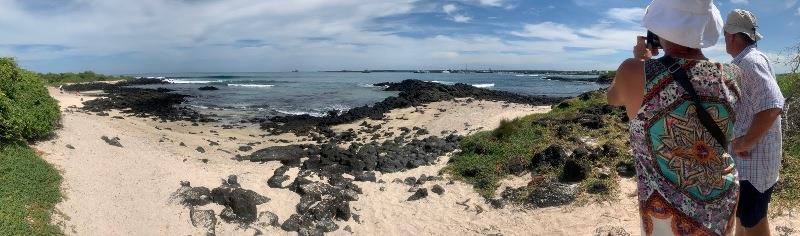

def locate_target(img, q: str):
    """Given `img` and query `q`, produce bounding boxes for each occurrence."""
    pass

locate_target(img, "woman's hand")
[633,36,659,60]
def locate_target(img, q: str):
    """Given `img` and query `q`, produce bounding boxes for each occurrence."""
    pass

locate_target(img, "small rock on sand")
[196,147,206,153]
[431,184,445,195]
[65,144,75,149]
[101,136,123,148]
[407,188,428,201]
[593,226,630,236]
[190,208,216,235]
[255,211,279,228]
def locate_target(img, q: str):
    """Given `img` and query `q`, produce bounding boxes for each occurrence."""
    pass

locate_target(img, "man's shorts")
[736,180,774,228]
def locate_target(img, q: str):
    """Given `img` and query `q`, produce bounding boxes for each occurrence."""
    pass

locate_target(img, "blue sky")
[0,0,798,74]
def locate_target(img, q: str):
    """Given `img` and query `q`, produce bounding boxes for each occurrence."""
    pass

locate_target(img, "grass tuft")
[0,143,63,235]
[446,90,631,200]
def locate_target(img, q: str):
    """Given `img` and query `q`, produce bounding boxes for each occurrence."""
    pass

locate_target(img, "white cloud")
[442,4,471,23]
[511,22,581,41]
[452,15,472,23]
[443,4,457,14]
[797,7,800,15]
[478,0,504,7]
[731,0,749,5]
[511,22,641,54]
[606,8,646,24]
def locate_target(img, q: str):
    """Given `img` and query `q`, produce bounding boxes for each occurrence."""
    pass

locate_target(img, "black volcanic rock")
[531,144,568,169]
[81,87,208,122]
[246,145,305,163]
[526,180,577,208]
[261,79,564,134]
[559,159,589,182]
[407,188,428,201]
[101,136,123,148]
[198,86,220,91]
[211,187,270,223]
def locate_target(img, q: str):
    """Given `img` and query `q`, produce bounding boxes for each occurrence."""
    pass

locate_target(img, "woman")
[607,0,742,235]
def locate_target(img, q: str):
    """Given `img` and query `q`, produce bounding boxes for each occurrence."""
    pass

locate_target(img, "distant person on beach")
[607,0,742,235]
[723,9,785,236]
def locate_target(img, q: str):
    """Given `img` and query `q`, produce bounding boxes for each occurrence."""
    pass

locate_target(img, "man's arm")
[732,56,785,155]
[732,108,782,155]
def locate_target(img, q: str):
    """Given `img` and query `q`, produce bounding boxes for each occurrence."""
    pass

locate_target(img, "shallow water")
[130,72,605,121]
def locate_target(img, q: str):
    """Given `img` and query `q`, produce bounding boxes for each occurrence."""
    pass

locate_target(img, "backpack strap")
[658,56,729,150]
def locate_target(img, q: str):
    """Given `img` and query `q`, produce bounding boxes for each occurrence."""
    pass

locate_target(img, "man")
[724,9,785,236]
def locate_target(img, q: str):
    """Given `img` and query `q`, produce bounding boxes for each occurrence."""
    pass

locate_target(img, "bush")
[38,70,130,85]
[0,58,61,142]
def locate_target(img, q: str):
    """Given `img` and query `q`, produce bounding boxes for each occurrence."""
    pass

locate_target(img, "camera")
[646,31,662,49]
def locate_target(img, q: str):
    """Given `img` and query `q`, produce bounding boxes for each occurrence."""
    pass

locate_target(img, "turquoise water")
[131,72,605,120]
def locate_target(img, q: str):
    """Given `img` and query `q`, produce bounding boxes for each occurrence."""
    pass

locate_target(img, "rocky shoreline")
[259,79,565,135]
[60,79,574,235]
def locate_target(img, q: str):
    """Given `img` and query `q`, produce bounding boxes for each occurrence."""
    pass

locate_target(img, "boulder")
[559,159,589,182]
[407,188,429,201]
[211,187,270,223]
[526,180,576,208]
[247,145,305,164]
[532,144,568,168]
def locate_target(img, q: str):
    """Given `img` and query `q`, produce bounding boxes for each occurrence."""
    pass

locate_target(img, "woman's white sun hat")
[641,0,724,49]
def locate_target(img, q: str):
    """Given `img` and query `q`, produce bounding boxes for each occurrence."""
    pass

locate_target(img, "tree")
[778,40,800,75]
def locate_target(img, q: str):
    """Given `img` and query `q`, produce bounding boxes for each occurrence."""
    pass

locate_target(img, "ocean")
[130,72,606,121]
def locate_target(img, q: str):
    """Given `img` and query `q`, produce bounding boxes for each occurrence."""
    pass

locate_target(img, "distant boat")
[441,70,451,74]
[361,70,371,73]
[291,69,299,73]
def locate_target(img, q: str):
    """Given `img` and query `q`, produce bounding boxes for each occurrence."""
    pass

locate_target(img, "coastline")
[34,83,800,235]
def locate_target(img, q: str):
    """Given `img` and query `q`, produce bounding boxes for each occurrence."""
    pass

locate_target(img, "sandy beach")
[33,87,799,236]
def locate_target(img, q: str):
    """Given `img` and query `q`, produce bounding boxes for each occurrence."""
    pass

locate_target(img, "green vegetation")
[446,90,631,199]
[0,57,63,235]
[596,71,616,83]
[38,71,130,86]
[0,59,61,142]
[448,72,800,213]
[773,73,800,213]
[0,143,63,235]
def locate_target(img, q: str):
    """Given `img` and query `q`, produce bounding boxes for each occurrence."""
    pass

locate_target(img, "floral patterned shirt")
[630,58,742,236]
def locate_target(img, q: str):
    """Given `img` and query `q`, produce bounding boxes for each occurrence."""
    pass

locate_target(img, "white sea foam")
[165,79,217,84]
[472,83,495,88]
[275,110,326,117]
[428,80,455,85]
[227,84,274,88]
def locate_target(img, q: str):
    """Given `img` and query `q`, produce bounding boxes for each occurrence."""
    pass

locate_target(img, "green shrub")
[38,70,130,85]
[0,142,63,235]
[0,58,60,142]
[447,90,631,199]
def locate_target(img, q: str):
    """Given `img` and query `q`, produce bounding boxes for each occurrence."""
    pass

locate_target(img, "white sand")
[34,88,799,236]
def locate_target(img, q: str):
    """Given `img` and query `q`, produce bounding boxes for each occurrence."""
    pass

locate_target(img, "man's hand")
[634,36,659,60]
[732,135,757,158]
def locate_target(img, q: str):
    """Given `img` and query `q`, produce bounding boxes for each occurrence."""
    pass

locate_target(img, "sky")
[0,0,798,74]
